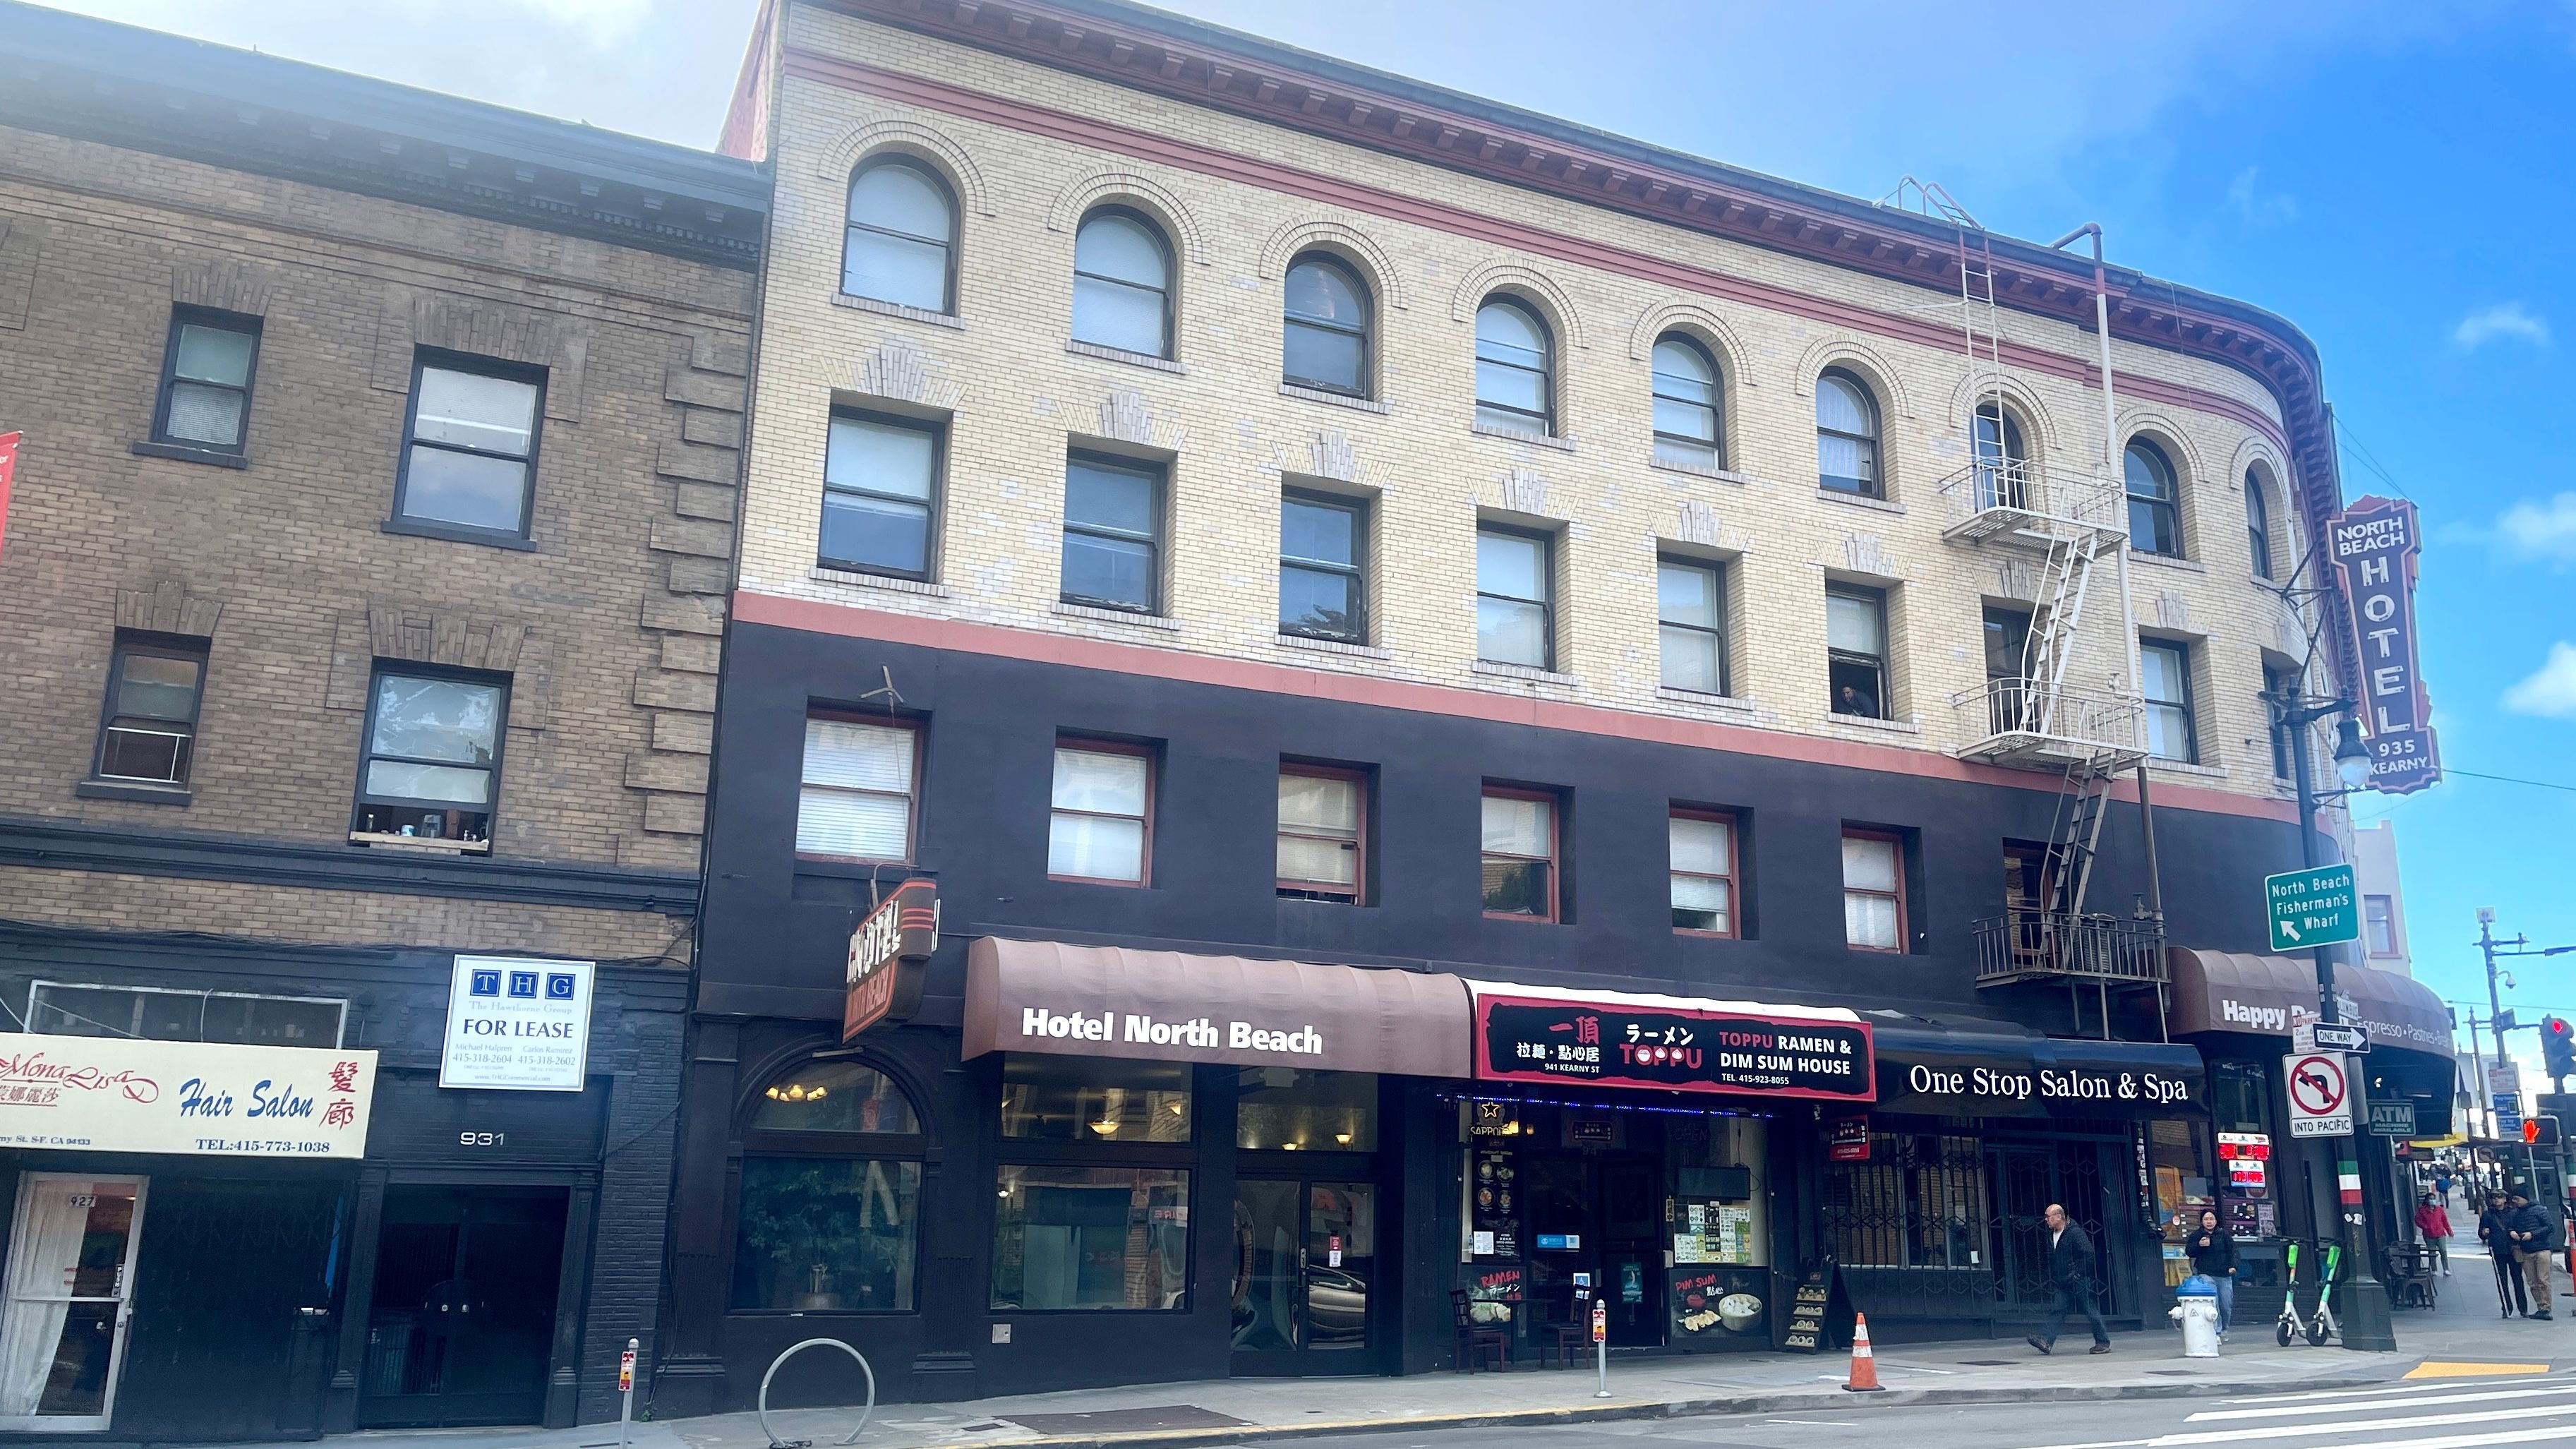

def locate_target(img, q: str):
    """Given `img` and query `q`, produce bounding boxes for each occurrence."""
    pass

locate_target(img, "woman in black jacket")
[2183,1208,2238,1338]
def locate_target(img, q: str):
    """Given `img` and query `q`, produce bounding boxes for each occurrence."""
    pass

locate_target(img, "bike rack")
[758,1337,877,1449]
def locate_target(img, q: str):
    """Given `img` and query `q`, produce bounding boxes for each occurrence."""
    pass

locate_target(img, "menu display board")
[1781,1265,1850,1354]
[1671,1266,1770,1344]
[1470,1146,1519,1260]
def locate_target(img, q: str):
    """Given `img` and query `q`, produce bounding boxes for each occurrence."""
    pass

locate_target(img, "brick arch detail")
[1047,171,1209,265]
[1943,371,2066,459]
[1451,261,1587,350]
[815,118,994,217]
[1793,335,1914,419]
[1627,301,1754,387]
[1256,217,1408,310]
[2116,407,2210,488]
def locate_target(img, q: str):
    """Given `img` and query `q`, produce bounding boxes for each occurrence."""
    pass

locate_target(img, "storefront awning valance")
[1467,981,1873,1102]
[1868,1023,2205,1119]
[2166,949,2451,1057]
[962,937,1474,1076]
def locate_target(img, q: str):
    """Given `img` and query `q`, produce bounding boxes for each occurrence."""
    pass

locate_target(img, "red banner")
[0,431,19,564]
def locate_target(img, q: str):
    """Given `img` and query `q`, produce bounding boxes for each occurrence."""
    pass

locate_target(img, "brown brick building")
[0,4,762,1436]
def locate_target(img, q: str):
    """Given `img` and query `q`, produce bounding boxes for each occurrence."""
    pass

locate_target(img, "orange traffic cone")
[1843,1312,1885,1393]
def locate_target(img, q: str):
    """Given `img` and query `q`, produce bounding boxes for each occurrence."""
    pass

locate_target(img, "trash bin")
[2170,1274,2219,1358]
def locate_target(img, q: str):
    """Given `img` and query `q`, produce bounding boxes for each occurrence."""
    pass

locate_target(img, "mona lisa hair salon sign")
[0,1033,378,1157]
[441,956,596,1090]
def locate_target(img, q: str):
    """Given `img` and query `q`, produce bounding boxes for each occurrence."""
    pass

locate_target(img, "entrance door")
[1988,1143,2116,1315]
[358,1187,566,1428]
[1229,1181,1375,1374]
[0,1174,149,1433]
[1525,1153,1666,1348]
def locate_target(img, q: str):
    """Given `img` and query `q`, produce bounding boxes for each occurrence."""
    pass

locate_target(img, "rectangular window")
[150,309,259,453]
[1049,742,1152,884]
[992,1165,1191,1311]
[1826,585,1889,720]
[2366,895,2397,956]
[90,636,207,788]
[1001,1056,1193,1141]
[1657,558,1726,695]
[2141,640,2197,763]
[797,716,918,861]
[1842,830,1904,951]
[27,982,344,1046]
[395,354,544,540]
[821,411,939,579]
[1668,810,1736,936]
[1277,766,1364,901]
[1279,491,1367,643]
[1061,453,1162,613]
[1481,788,1558,921]
[733,1157,920,1311]
[1475,527,1553,668]
[2265,663,2299,780]
[351,668,506,850]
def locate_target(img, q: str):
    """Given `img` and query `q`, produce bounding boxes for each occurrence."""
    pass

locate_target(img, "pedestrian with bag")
[2182,1207,2237,1339]
[2508,1192,2558,1319]
[2415,1193,2453,1276]
[2480,1190,2529,1318]
[2026,1203,2112,1354]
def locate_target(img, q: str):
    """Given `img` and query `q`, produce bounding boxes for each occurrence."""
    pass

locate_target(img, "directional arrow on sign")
[2281,920,2301,942]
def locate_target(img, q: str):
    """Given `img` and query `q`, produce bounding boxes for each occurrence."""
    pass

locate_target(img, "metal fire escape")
[1884,181,2165,1037]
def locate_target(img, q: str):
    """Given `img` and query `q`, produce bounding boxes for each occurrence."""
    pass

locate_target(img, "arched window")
[732,1058,925,1312]
[843,159,956,313]
[1072,209,1174,359]
[1650,335,1721,470]
[1815,368,1881,496]
[1474,297,1552,435]
[1282,253,1371,396]
[2124,439,2182,557]
[2246,469,2275,579]
[1972,403,2027,509]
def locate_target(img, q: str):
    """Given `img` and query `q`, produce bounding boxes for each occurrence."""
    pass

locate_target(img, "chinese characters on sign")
[2330,495,2440,795]
[0,1033,376,1157]
[1473,996,1874,1101]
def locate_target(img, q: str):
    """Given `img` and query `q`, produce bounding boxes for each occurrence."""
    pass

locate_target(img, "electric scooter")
[2275,1241,2304,1347]
[2306,1243,2343,1347]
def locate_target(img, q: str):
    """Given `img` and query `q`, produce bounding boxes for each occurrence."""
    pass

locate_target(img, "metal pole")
[1592,1299,1609,1398]
[618,1337,637,1449]
[2468,1010,2492,1143]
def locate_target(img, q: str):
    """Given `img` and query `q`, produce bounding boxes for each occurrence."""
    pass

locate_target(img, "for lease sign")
[441,955,594,1090]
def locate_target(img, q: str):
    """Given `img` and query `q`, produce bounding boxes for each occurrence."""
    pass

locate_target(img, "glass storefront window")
[752,1059,922,1134]
[1236,1069,1376,1152]
[2211,1061,2265,1135]
[731,1158,920,1311]
[992,1166,1191,1311]
[1001,1055,1192,1141]
[2147,1118,2212,1222]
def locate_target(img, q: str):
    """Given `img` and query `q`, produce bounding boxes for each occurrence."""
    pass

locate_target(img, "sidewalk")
[279,1270,2575,1449]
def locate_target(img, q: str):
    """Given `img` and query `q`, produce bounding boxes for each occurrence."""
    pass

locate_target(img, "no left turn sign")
[2285,1052,2352,1138]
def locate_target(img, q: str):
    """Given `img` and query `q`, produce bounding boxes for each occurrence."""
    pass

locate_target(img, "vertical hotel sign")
[2330,495,2440,795]
[844,879,939,1040]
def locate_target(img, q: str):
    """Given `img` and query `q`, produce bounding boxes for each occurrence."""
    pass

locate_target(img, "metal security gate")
[1987,1141,2117,1313]
[116,1176,348,1440]
[1820,1131,2125,1327]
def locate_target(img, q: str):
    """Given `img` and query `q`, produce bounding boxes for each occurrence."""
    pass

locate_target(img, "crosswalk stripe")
[2190,1386,2576,1422]
[2011,1402,2576,1449]
[2223,1379,2549,1405]
[2296,1425,2576,1449]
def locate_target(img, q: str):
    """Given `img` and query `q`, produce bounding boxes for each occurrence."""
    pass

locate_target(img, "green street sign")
[2265,863,2359,951]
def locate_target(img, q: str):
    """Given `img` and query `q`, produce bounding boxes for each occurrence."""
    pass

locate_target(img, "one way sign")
[2265,864,2359,951]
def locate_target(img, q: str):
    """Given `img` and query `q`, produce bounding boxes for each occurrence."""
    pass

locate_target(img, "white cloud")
[2503,642,2576,720]
[2226,165,2298,225]
[2496,493,2576,567]
[2454,301,2553,350]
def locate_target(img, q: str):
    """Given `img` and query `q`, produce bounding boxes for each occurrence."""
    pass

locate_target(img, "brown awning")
[963,937,1474,1077]
[2167,948,2451,1056]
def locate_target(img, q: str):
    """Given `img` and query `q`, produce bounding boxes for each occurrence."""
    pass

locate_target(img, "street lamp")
[2332,718,2373,793]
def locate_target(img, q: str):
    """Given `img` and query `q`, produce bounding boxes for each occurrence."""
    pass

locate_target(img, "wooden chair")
[1536,1318,1589,1369]
[1450,1289,1511,1372]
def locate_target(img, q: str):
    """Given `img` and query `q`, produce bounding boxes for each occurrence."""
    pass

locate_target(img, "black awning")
[1868,1023,2205,1119]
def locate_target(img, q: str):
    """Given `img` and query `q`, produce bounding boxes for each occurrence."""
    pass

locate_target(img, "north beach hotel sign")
[2331,495,2441,795]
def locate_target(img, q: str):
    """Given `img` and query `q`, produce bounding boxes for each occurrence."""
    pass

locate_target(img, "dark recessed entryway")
[356,1186,567,1429]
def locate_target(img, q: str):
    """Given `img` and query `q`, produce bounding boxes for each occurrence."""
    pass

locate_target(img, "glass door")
[1229,1180,1374,1375]
[0,1174,150,1433]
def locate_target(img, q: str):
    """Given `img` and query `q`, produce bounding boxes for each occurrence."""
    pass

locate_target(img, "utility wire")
[2332,414,2415,503]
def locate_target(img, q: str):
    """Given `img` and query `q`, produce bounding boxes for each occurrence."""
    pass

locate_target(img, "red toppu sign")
[1474,994,1874,1102]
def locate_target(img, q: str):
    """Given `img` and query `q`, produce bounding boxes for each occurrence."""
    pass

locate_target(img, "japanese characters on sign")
[0,1033,376,1158]
[1473,995,1874,1101]
[2329,495,2440,795]
[843,878,939,1040]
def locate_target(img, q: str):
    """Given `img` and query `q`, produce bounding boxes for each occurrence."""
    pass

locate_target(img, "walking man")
[2027,1203,2111,1354]
[2508,1192,2557,1320]
[2481,1190,2529,1317]
[2415,1193,2453,1276]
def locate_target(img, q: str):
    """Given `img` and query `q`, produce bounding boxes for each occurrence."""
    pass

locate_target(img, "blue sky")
[47,0,2576,1028]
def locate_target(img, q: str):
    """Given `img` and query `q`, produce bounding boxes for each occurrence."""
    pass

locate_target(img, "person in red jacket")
[2415,1192,2453,1275]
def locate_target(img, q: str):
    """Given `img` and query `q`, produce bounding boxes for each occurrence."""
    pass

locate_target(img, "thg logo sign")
[470,968,578,1001]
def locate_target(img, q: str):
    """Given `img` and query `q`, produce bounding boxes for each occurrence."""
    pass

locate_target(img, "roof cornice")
[814,0,2335,500]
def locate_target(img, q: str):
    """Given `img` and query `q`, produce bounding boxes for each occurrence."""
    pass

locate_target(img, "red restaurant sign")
[843,879,939,1040]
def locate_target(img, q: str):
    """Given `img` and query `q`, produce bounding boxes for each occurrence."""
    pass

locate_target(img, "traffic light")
[2546,1018,2576,1083]
[2526,1116,2563,1148]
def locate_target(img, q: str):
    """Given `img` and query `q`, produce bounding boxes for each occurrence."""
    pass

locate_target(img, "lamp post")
[2472,913,2576,1193]
[2280,691,2394,1350]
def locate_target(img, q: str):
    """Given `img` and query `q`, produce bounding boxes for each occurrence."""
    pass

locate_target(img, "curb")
[974,1366,2406,1449]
